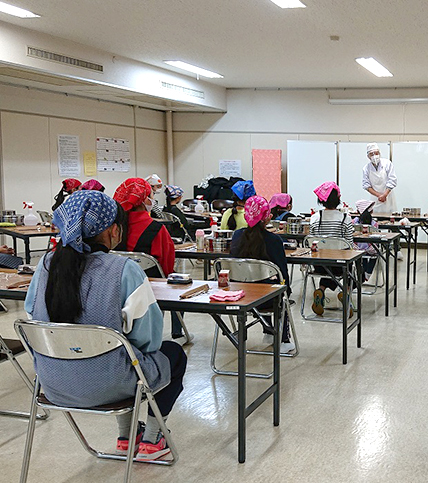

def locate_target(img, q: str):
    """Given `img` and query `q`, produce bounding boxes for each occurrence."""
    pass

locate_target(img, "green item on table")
[0,222,16,227]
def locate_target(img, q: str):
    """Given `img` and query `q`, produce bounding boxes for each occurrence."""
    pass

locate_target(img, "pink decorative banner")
[252,149,282,201]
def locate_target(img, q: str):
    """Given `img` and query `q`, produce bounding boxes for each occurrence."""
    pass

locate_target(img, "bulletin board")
[252,149,282,200]
[286,141,337,215]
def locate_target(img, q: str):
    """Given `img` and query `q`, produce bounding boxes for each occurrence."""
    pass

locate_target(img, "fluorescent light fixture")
[164,61,223,79]
[355,57,393,78]
[0,1,39,17]
[269,0,306,8]
[329,98,428,105]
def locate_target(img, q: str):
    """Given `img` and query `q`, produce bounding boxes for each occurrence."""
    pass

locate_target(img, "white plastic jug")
[23,202,38,226]
[195,196,205,214]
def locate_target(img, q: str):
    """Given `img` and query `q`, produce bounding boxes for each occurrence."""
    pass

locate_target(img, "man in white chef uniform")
[362,142,403,259]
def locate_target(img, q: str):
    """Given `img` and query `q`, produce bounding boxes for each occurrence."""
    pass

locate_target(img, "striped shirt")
[310,210,354,245]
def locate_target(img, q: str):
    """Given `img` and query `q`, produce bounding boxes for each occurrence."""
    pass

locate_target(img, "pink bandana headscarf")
[80,179,105,192]
[244,196,270,228]
[314,182,341,202]
[269,193,291,210]
[355,199,375,214]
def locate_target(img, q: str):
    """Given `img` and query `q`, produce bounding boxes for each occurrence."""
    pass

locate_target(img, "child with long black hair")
[230,195,295,353]
[25,191,186,461]
[51,178,81,211]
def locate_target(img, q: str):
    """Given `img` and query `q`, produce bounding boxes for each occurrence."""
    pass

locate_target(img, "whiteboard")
[393,142,428,214]
[287,141,337,215]
[338,142,390,210]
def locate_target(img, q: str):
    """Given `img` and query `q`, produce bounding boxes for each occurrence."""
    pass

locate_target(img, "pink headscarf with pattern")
[244,196,270,228]
[80,179,105,192]
[313,182,341,202]
[269,193,291,210]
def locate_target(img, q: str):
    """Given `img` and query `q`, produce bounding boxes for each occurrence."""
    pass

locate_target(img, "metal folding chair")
[301,235,356,322]
[14,319,178,483]
[36,210,53,224]
[0,334,49,420]
[111,251,192,344]
[211,258,299,379]
[161,212,193,243]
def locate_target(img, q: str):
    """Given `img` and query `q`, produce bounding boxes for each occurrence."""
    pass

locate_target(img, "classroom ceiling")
[2,0,428,90]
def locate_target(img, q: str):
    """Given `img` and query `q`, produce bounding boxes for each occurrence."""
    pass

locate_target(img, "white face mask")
[144,198,153,212]
[370,154,380,166]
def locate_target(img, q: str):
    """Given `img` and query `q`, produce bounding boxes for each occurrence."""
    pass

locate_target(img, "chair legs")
[174,312,192,344]
[19,379,178,483]
[210,300,299,379]
[301,269,356,323]
[0,337,49,420]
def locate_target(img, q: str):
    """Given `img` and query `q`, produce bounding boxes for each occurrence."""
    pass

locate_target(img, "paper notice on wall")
[219,159,241,177]
[58,135,80,176]
[96,137,131,172]
[83,151,97,177]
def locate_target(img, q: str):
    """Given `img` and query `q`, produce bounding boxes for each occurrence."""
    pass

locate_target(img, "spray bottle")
[23,202,38,226]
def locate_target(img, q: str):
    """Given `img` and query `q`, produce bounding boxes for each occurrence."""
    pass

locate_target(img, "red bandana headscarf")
[63,178,82,193]
[113,178,152,211]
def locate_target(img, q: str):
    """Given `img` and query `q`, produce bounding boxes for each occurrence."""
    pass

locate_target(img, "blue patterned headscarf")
[53,191,118,253]
[231,180,256,200]
[165,185,184,199]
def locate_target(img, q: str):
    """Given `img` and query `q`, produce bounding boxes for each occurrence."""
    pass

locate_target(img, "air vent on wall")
[27,46,103,73]
[160,81,204,99]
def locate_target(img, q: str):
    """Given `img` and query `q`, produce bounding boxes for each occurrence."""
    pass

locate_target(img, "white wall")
[173,89,428,197]
[0,84,167,251]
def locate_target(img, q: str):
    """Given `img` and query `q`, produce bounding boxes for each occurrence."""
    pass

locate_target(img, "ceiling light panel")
[355,57,393,78]
[164,61,223,79]
[0,1,39,18]
[269,0,306,8]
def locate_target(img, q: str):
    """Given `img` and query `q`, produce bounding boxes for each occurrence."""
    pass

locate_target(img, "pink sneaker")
[116,422,144,455]
[136,433,170,461]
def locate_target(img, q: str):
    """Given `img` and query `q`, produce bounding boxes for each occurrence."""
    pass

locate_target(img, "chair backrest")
[212,199,234,212]
[161,211,180,223]
[37,210,53,223]
[111,251,165,277]
[14,319,150,391]
[161,211,193,242]
[303,235,353,250]
[214,258,284,284]
[181,198,199,208]
[15,320,125,360]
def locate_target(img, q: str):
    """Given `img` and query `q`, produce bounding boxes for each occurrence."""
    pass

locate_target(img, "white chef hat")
[367,143,380,155]
[355,199,375,214]
[145,174,163,186]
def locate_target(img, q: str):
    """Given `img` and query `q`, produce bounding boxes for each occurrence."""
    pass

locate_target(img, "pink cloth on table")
[313,182,341,202]
[209,289,245,302]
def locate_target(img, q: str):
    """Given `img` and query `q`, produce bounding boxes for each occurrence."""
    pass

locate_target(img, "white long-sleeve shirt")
[362,158,397,191]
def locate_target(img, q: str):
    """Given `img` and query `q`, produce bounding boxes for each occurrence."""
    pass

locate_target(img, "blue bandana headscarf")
[165,185,184,199]
[53,191,118,253]
[231,180,256,200]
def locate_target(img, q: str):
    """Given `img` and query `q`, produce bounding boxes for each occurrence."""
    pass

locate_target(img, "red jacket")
[126,211,175,276]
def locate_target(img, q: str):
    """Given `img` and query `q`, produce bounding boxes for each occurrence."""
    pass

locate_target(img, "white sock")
[143,415,167,444]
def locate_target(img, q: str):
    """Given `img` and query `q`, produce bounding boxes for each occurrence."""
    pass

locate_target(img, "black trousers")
[314,266,343,291]
[149,341,187,418]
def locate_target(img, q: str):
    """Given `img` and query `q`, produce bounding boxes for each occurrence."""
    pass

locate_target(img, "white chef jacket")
[362,158,397,213]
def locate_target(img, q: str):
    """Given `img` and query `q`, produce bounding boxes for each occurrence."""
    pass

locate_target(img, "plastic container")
[23,202,38,226]
[196,229,205,251]
[195,196,205,214]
